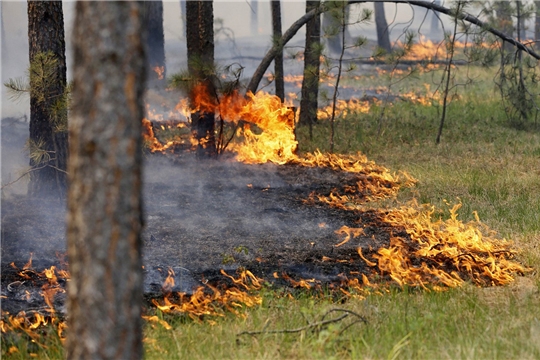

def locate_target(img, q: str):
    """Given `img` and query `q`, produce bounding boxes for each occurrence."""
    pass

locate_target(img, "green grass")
[141,285,540,359]
[3,66,540,359]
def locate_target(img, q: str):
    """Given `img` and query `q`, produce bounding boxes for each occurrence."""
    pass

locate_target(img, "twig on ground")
[236,308,367,337]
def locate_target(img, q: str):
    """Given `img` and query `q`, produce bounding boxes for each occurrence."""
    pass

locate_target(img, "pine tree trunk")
[144,0,166,86]
[536,1,540,51]
[186,0,216,158]
[66,2,146,358]
[299,0,321,133]
[271,0,284,102]
[27,1,67,197]
[374,2,391,53]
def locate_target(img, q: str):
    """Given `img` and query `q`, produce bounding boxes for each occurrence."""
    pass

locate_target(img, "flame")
[153,66,165,80]
[151,269,263,320]
[142,118,175,153]
[328,201,527,289]
[318,98,374,120]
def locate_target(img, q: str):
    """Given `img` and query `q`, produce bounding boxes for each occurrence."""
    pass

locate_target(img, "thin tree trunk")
[251,0,259,35]
[299,0,321,139]
[271,0,284,102]
[27,1,67,197]
[145,0,166,86]
[536,1,540,50]
[494,1,514,55]
[186,0,216,158]
[329,3,347,153]
[374,2,392,53]
[67,2,146,358]
[436,1,461,144]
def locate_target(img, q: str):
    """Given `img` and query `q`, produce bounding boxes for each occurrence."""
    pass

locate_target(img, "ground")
[1,144,408,316]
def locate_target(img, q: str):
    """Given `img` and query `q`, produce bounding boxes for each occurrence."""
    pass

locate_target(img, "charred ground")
[1,150,405,314]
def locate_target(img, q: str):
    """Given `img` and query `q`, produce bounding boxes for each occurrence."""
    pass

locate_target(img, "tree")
[536,1,540,51]
[144,0,166,86]
[374,2,392,54]
[66,2,146,358]
[322,1,350,55]
[493,1,515,55]
[27,1,68,197]
[251,0,259,35]
[271,0,285,102]
[247,0,540,96]
[186,0,217,158]
[299,0,321,138]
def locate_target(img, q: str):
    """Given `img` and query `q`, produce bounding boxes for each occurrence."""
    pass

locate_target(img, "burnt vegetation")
[1,0,538,357]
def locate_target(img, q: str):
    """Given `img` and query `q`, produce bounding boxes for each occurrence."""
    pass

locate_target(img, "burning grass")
[4,59,539,358]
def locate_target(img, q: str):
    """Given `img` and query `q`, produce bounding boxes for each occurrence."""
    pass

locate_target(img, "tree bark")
[374,2,392,53]
[186,0,216,158]
[271,0,285,102]
[299,0,321,134]
[27,1,67,198]
[67,2,146,359]
[144,0,166,86]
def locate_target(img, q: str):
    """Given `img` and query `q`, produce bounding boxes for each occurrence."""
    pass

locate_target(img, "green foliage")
[4,51,69,134]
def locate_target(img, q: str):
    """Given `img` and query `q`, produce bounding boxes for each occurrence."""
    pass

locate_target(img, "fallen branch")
[246,0,540,94]
[236,308,367,337]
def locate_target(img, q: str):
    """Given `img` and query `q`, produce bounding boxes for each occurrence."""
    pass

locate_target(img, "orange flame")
[153,66,164,80]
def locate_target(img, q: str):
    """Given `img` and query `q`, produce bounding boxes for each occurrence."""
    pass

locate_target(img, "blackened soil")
[1,152,403,314]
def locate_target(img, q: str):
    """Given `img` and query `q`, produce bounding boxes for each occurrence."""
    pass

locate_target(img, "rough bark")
[271,0,284,102]
[27,1,67,197]
[299,0,321,133]
[374,2,392,53]
[246,0,540,95]
[67,2,146,359]
[186,0,216,158]
[144,0,166,86]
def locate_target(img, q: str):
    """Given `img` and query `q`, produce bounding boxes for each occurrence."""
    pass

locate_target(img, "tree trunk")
[322,1,349,56]
[186,0,216,158]
[536,1,540,51]
[246,0,540,95]
[494,1,514,55]
[299,0,321,135]
[67,2,146,359]
[271,0,284,102]
[144,0,166,86]
[27,1,67,198]
[374,2,392,53]
[251,0,259,35]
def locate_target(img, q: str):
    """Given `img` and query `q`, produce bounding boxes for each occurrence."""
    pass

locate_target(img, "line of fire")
[1,1,535,354]
[3,51,527,342]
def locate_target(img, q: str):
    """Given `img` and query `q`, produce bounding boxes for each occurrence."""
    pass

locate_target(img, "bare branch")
[246,0,540,95]
[237,308,367,337]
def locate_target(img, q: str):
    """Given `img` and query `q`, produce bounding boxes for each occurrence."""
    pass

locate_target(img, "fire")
[1,260,69,343]
[328,200,527,289]
[317,98,373,120]
[153,66,164,80]
[151,269,263,321]
[142,118,175,153]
